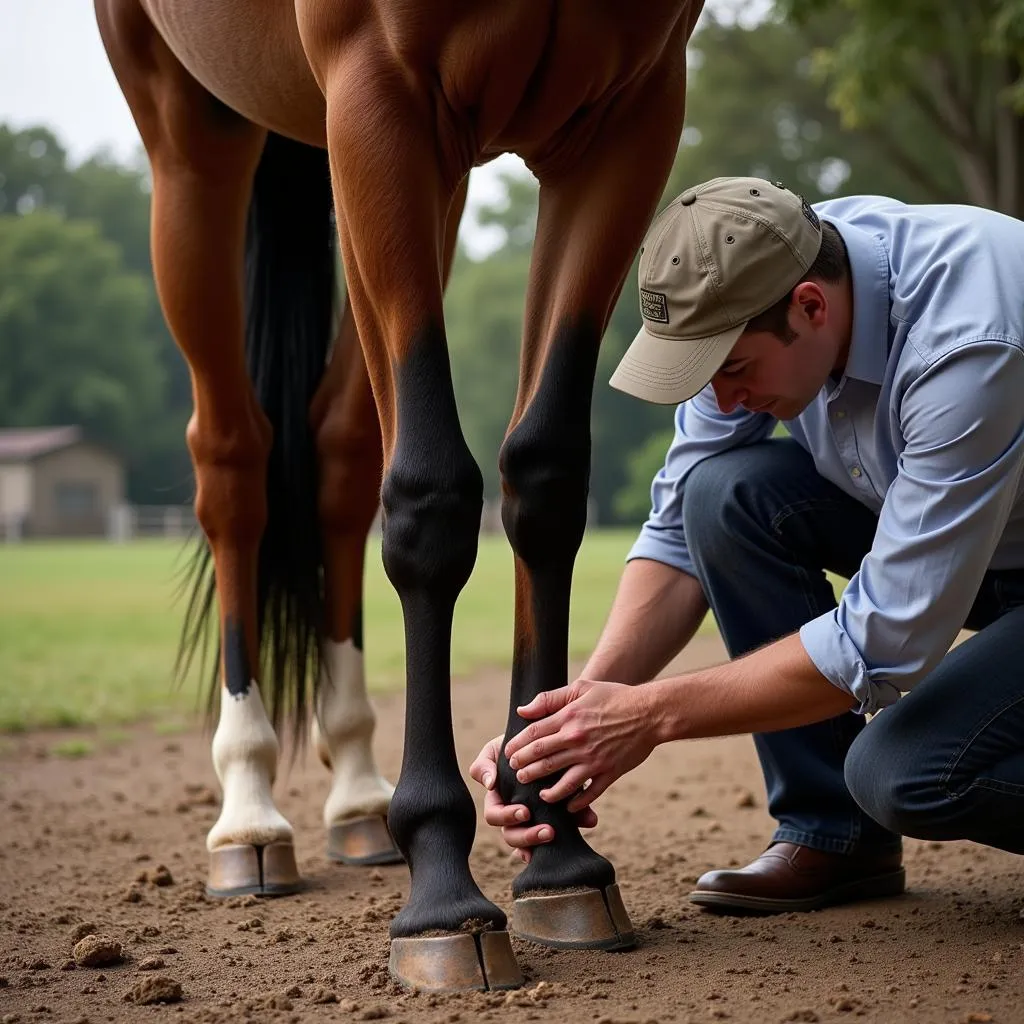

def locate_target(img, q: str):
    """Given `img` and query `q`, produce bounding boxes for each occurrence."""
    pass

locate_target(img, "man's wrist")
[645,677,685,745]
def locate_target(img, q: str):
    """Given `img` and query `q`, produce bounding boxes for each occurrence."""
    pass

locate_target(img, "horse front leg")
[310,176,468,869]
[497,53,688,950]
[314,44,522,991]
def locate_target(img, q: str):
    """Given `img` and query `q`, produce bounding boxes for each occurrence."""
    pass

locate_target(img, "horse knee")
[187,407,272,546]
[315,414,382,537]
[499,409,589,570]
[374,324,482,597]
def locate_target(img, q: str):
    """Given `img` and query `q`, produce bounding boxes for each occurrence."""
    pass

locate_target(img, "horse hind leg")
[97,3,325,897]
[309,300,400,867]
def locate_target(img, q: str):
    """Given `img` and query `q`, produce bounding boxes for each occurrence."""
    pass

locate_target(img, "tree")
[0,212,167,480]
[613,428,676,523]
[665,4,962,205]
[0,124,192,502]
[446,170,674,523]
[446,242,531,500]
[0,126,71,216]
[779,0,1024,214]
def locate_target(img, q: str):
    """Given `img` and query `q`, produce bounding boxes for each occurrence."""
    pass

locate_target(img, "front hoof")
[511,883,636,950]
[327,815,403,866]
[389,931,523,992]
[206,842,303,897]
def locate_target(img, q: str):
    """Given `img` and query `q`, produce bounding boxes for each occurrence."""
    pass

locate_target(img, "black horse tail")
[177,131,337,747]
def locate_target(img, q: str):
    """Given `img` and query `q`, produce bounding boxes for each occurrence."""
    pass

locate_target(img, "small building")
[0,426,125,540]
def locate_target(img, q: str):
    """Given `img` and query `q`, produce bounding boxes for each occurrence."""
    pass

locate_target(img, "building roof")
[0,426,84,462]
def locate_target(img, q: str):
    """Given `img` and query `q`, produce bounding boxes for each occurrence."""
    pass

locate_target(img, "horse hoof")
[205,841,303,897]
[389,930,523,992]
[326,815,403,866]
[511,883,636,950]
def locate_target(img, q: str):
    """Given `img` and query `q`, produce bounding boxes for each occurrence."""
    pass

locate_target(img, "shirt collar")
[826,218,892,387]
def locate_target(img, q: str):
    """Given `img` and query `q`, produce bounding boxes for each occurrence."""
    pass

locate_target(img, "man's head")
[610,177,852,420]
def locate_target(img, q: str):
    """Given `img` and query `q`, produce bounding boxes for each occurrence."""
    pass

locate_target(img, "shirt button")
[834,409,847,419]
[850,466,862,478]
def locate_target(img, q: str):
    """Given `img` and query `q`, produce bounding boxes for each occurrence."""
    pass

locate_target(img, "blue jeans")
[683,439,1024,856]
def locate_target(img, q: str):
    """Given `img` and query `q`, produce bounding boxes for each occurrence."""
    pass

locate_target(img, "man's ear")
[791,281,827,326]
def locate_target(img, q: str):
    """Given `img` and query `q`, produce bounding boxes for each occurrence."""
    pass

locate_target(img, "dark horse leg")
[498,57,687,947]
[309,178,468,866]
[308,35,519,991]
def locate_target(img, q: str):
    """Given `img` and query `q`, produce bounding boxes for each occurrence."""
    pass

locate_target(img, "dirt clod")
[124,975,183,1004]
[72,936,123,968]
[68,923,98,945]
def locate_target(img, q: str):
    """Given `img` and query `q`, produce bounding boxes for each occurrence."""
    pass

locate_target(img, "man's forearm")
[649,633,857,741]
[582,558,709,684]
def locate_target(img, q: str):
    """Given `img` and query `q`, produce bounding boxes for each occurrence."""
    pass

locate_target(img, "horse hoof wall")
[511,883,636,950]
[327,815,403,866]
[206,842,302,897]
[389,931,522,992]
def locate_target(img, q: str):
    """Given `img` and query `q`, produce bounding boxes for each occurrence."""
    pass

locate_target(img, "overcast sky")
[0,1,762,255]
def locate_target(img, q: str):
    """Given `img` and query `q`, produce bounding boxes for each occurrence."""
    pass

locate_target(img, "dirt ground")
[2,633,1022,1024]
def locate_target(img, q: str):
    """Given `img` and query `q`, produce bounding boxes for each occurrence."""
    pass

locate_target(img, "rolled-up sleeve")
[628,385,774,574]
[800,340,1024,714]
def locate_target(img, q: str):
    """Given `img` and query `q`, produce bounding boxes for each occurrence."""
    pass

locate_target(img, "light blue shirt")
[628,195,1024,714]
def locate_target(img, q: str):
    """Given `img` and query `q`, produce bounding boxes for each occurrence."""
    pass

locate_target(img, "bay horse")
[96,0,700,992]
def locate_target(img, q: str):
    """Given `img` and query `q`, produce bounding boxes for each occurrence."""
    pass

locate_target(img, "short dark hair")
[743,221,848,343]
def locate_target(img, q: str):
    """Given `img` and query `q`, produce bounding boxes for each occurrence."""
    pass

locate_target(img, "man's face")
[708,283,840,421]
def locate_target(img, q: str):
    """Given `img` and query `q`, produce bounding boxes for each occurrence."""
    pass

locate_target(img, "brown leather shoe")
[689,842,905,914]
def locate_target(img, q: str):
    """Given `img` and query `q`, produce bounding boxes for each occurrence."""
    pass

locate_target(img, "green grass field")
[0,530,702,733]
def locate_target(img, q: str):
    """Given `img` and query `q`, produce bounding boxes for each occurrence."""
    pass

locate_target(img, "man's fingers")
[515,686,572,723]
[504,712,564,762]
[539,764,595,805]
[575,806,599,829]
[500,823,555,850]
[567,775,612,814]
[468,735,503,789]
[510,743,580,785]
[482,787,531,828]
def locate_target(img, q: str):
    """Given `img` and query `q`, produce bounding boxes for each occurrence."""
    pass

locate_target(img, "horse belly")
[140,0,328,146]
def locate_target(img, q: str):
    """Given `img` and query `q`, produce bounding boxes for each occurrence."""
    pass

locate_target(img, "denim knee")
[845,722,946,841]
[681,450,773,566]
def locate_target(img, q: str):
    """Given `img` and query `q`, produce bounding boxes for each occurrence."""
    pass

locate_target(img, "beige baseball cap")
[610,176,823,405]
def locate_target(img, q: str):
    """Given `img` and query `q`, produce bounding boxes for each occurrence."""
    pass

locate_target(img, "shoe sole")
[688,867,906,915]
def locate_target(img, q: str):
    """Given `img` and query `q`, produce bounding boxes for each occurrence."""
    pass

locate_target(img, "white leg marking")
[207,682,293,851]
[313,639,394,827]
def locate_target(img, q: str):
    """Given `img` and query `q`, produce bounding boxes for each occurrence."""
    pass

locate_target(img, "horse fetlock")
[206,762,295,851]
[323,772,394,827]
[212,686,280,783]
[387,777,476,860]
[208,684,291,849]
[315,638,394,824]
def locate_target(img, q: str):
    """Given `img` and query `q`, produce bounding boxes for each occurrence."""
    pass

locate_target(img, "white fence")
[108,503,198,542]
[0,498,597,543]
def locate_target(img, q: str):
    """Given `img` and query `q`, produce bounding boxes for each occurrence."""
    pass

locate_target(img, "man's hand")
[504,678,660,811]
[469,734,598,863]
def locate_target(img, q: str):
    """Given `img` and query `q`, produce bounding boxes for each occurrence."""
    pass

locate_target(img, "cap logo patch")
[800,197,820,229]
[640,288,670,324]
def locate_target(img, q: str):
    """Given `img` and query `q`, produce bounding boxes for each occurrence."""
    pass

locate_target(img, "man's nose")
[711,377,747,414]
